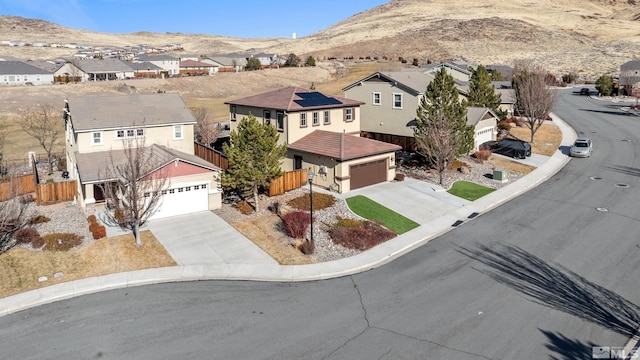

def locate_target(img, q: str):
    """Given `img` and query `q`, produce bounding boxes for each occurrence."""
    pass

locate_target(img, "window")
[202,183,207,189]
[372,92,381,105]
[263,110,271,125]
[174,125,183,139]
[23,76,28,82]
[344,108,353,122]
[312,111,319,126]
[136,128,145,137]
[393,93,403,109]
[276,111,284,132]
[126,129,135,138]
[323,111,330,125]
[300,112,307,127]
[92,132,103,145]
[231,105,237,121]
[169,189,175,194]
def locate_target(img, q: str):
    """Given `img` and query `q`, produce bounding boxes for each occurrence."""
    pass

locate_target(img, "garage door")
[350,159,387,190]
[476,127,494,149]
[150,183,209,220]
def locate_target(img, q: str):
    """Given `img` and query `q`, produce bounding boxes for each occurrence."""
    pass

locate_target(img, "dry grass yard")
[509,122,563,157]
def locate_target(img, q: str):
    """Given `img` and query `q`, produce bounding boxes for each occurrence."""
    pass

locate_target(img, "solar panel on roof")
[294,91,342,107]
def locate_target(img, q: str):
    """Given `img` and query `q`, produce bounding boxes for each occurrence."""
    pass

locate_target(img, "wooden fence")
[269,169,308,197]
[35,181,77,205]
[0,174,36,202]
[194,143,229,170]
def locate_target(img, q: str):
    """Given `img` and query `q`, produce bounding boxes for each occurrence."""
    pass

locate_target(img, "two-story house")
[64,93,222,219]
[133,54,180,77]
[343,70,500,151]
[225,87,401,193]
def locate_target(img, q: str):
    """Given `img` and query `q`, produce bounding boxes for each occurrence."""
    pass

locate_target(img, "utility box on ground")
[493,169,508,182]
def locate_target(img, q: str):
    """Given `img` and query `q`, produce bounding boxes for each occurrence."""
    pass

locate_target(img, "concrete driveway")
[147,211,277,266]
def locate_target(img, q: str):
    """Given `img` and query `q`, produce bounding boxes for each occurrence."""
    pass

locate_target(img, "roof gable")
[225,87,364,111]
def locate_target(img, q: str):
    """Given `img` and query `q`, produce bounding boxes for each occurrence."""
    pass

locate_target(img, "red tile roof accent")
[224,86,364,111]
[288,130,401,161]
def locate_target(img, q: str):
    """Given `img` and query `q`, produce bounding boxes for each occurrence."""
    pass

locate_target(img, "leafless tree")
[99,137,168,247]
[513,63,558,143]
[0,184,32,253]
[19,103,61,175]
[192,106,222,147]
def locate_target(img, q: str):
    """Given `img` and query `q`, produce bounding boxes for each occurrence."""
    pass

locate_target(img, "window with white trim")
[231,105,237,121]
[300,112,307,127]
[263,110,271,125]
[372,92,381,105]
[344,108,353,122]
[393,93,403,109]
[276,111,284,132]
[312,111,319,126]
[92,132,103,145]
[323,110,330,125]
[136,128,144,137]
[174,125,183,139]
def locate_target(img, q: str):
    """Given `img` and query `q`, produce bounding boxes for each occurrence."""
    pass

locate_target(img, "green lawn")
[345,195,419,234]
[447,181,496,201]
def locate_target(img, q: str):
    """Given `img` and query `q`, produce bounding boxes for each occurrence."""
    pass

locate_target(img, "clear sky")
[0,0,389,38]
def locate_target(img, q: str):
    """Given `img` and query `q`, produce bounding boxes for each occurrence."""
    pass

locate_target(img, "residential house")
[343,70,500,151]
[422,60,473,82]
[466,107,498,150]
[127,61,163,78]
[133,54,180,77]
[59,58,135,81]
[225,87,401,193]
[201,55,246,72]
[250,53,280,68]
[0,61,54,85]
[619,60,640,96]
[64,93,222,219]
[179,59,216,76]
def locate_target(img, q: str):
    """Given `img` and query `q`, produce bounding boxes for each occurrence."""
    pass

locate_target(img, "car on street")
[580,88,590,95]
[570,137,593,157]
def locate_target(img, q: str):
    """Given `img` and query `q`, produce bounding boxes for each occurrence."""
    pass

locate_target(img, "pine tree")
[222,114,287,212]
[413,68,474,185]
[595,74,613,96]
[467,65,506,120]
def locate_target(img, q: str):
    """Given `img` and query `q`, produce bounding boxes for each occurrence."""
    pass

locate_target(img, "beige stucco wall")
[73,124,195,154]
[344,82,419,138]
[229,105,361,145]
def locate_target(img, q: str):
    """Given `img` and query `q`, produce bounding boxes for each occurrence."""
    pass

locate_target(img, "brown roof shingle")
[225,86,364,112]
[288,130,400,161]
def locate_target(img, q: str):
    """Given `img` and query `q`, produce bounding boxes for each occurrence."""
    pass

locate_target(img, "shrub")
[473,150,492,163]
[31,236,44,249]
[114,209,125,223]
[448,159,469,171]
[42,233,83,251]
[334,217,364,228]
[235,201,254,215]
[14,227,40,244]
[497,121,511,132]
[281,210,311,239]
[87,214,97,223]
[287,193,336,211]
[268,201,282,216]
[45,178,54,184]
[28,214,50,225]
[89,221,101,233]
[19,194,35,204]
[298,239,315,255]
[329,221,396,251]
[92,225,106,240]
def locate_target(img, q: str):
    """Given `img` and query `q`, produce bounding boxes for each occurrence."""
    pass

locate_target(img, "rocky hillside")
[2,0,640,79]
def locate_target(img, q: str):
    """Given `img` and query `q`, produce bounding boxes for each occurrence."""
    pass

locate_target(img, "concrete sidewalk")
[0,113,577,318]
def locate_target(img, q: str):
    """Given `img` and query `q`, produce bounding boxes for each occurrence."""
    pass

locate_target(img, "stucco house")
[133,54,180,77]
[343,70,500,151]
[201,56,247,72]
[64,93,222,219]
[225,87,401,193]
[54,58,135,82]
[0,61,54,85]
[619,60,640,95]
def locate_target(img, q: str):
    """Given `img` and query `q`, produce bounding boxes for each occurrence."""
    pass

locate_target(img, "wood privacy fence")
[269,169,308,197]
[194,143,228,170]
[35,181,77,205]
[0,174,36,201]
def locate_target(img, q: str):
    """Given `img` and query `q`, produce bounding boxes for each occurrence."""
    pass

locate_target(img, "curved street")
[1,88,640,359]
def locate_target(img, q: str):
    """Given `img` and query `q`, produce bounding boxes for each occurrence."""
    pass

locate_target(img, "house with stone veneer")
[64,93,222,219]
[225,87,401,193]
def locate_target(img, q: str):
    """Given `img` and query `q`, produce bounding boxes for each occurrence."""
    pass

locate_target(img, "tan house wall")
[73,124,195,154]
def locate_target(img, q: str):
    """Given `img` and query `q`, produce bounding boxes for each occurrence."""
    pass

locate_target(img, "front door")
[294,155,302,170]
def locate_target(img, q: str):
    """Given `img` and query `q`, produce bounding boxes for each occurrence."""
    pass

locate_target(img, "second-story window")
[92,132,103,145]
[174,125,183,139]
[344,108,353,122]
[312,111,319,126]
[231,105,237,121]
[263,110,271,125]
[300,112,307,127]
[324,111,330,125]
[373,92,381,105]
[137,128,145,137]
[393,93,403,109]
[276,111,284,132]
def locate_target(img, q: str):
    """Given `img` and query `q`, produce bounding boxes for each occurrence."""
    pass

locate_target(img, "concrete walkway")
[0,113,577,318]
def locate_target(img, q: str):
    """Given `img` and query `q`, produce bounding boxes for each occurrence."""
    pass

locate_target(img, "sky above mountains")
[0,0,388,38]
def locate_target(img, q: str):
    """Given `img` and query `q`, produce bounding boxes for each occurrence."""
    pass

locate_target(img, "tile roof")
[75,144,220,183]
[67,93,196,131]
[0,61,53,74]
[225,86,364,111]
[180,59,215,68]
[288,130,401,161]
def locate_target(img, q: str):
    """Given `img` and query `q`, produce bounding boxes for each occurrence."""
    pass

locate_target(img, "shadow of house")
[541,329,598,360]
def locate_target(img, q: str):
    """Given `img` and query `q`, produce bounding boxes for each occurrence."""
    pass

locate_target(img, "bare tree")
[99,137,168,247]
[20,104,60,175]
[0,185,32,253]
[512,64,558,143]
[192,106,222,147]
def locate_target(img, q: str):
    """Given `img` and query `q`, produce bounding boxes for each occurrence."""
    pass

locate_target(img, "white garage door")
[150,183,209,220]
[476,127,494,149]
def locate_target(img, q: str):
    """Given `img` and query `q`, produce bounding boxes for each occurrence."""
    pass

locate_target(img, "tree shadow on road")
[603,164,640,177]
[541,329,598,360]
[458,243,640,337]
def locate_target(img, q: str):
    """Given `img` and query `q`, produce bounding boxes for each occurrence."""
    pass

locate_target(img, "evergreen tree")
[246,57,261,71]
[467,65,506,120]
[222,114,287,212]
[285,53,300,67]
[305,55,316,67]
[413,68,474,184]
[595,74,614,96]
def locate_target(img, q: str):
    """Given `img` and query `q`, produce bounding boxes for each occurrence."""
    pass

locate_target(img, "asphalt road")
[2,88,640,360]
